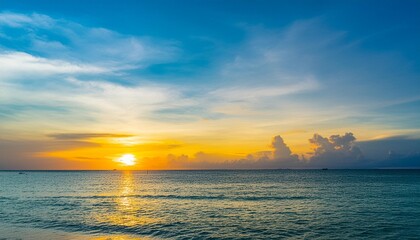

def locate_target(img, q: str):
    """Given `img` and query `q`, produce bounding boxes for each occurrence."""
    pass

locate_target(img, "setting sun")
[116,154,136,166]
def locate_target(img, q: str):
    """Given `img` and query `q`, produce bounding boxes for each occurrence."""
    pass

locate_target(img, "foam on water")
[0,170,419,239]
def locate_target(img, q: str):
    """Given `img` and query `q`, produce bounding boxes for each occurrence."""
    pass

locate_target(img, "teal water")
[0,170,419,239]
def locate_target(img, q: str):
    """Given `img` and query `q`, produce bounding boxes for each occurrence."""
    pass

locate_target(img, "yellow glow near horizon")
[116,154,137,166]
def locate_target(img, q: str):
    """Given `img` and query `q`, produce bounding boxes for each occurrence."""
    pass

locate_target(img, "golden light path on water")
[90,171,159,230]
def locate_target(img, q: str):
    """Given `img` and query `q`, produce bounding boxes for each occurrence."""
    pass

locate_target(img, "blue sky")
[0,0,419,169]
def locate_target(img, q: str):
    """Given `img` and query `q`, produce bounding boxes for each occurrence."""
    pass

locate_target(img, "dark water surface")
[0,170,419,239]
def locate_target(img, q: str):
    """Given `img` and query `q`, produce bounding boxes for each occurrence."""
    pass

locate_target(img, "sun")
[116,154,137,166]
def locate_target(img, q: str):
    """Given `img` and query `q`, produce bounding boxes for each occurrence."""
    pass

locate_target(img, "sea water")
[0,170,419,239]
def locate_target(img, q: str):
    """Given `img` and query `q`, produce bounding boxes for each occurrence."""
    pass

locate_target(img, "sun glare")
[117,154,136,166]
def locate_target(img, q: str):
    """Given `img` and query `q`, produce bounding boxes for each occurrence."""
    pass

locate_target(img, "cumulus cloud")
[164,135,301,169]
[162,133,368,170]
[238,135,301,168]
[271,135,297,160]
[308,132,364,167]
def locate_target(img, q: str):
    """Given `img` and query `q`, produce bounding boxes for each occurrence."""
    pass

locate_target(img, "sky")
[0,0,420,169]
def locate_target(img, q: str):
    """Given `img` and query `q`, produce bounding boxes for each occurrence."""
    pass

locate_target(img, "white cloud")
[218,20,343,86]
[0,75,186,123]
[211,77,318,101]
[0,51,106,79]
[0,12,178,70]
[0,12,53,28]
[0,12,187,134]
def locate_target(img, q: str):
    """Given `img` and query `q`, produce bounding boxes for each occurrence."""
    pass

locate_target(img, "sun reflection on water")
[118,171,136,213]
[116,171,157,227]
[92,171,158,228]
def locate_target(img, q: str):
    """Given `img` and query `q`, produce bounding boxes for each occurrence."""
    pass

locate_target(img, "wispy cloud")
[0,51,106,80]
[211,77,319,101]
[0,12,179,70]
[0,12,187,132]
[47,133,135,140]
[0,12,52,27]
[0,75,190,138]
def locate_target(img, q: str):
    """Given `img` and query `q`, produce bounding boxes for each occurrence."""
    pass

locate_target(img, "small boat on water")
[18,172,26,174]
[322,168,328,170]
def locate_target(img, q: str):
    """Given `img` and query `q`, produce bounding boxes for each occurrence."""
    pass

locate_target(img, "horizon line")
[1,168,419,171]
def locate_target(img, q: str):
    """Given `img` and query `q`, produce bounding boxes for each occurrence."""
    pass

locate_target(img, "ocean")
[0,170,419,239]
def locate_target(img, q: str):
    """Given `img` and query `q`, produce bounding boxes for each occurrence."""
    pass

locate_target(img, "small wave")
[42,194,309,201]
[0,196,19,201]
[15,219,183,239]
